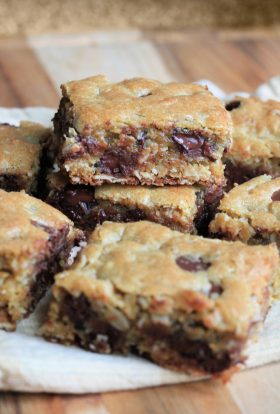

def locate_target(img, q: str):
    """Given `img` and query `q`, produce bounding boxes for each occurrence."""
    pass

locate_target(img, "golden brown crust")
[48,170,200,211]
[209,175,280,298]
[46,171,203,233]
[48,221,277,337]
[0,189,75,257]
[54,76,231,187]
[210,175,280,238]
[43,221,278,376]
[0,189,83,330]
[65,159,226,188]
[63,76,231,140]
[226,97,280,162]
[96,184,200,232]
[0,121,51,192]
[95,184,199,214]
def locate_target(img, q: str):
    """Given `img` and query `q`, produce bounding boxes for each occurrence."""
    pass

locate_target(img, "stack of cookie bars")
[46,76,230,234]
[0,75,280,380]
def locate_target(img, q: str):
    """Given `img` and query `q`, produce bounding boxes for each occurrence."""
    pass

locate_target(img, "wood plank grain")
[0,392,108,414]
[147,30,280,92]
[102,381,240,414]
[0,38,58,107]
[1,29,280,414]
[28,34,174,89]
[228,362,280,414]
[0,380,241,414]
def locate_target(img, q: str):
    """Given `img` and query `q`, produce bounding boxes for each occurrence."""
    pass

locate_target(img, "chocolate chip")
[204,186,224,205]
[129,208,147,220]
[172,129,215,160]
[172,133,203,156]
[271,189,280,201]
[62,294,92,330]
[209,283,223,295]
[47,187,149,230]
[97,148,139,176]
[64,187,94,205]
[48,186,96,223]
[196,186,224,234]
[176,256,210,272]
[28,223,83,316]
[61,293,125,352]
[29,269,53,313]
[225,100,241,111]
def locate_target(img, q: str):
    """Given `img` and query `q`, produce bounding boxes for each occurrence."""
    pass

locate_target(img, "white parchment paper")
[1,77,280,393]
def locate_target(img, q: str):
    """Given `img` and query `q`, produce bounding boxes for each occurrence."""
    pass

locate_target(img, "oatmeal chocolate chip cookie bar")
[46,172,222,233]
[0,190,84,331]
[43,221,278,376]
[224,97,280,189]
[0,121,51,193]
[209,175,280,296]
[52,76,231,187]
[209,175,280,245]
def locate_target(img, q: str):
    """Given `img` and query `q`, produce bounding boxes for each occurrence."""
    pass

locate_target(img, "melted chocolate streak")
[62,127,217,166]
[61,293,233,374]
[48,186,97,229]
[27,223,83,316]
[56,98,216,163]
[48,182,223,236]
[47,186,148,231]
[171,129,216,160]
[95,148,140,177]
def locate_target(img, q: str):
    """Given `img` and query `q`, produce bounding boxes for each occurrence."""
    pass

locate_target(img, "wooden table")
[1,29,280,414]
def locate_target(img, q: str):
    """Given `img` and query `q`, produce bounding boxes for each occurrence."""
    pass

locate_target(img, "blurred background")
[1,0,280,34]
[0,0,280,107]
[2,1,280,412]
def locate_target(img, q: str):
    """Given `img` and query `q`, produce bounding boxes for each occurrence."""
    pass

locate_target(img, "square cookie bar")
[52,76,231,187]
[209,175,280,245]
[224,97,280,189]
[0,190,84,330]
[46,172,222,233]
[43,221,278,377]
[209,175,280,296]
[0,121,50,193]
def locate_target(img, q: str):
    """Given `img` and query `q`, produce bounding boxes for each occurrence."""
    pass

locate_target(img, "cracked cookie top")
[59,75,232,143]
[225,96,280,160]
[0,121,50,176]
[53,220,278,335]
[210,175,280,237]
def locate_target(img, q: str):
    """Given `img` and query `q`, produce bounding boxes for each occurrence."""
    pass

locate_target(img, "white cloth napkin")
[1,77,280,393]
